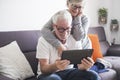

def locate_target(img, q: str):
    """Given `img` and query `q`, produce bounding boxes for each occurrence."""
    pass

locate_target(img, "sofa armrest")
[107,44,120,56]
[0,75,14,80]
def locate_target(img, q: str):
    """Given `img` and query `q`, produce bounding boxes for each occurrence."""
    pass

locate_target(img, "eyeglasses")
[71,4,83,10]
[55,25,71,33]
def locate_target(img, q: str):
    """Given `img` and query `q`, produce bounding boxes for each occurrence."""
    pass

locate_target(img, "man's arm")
[36,37,70,74]
[38,59,58,74]
[39,59,70,74]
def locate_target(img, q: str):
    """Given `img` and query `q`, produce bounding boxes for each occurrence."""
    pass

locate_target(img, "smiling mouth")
[71,10,77,14]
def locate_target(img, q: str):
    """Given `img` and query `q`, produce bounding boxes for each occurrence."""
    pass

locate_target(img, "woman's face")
[67,2,83,17]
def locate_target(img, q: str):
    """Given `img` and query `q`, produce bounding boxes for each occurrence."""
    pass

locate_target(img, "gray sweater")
[41,15,91,49]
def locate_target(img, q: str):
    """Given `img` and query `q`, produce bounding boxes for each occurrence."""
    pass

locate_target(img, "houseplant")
[98,7,107,24]
[110,19,119,31]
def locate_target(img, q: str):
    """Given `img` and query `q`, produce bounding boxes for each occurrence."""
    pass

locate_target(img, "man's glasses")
[71,4,83,10]
[55,26,71,33]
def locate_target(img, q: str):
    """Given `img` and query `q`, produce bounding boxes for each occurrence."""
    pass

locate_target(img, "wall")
[95,0,120,44]
[0,0,120,43]
[0,0,106,31]
[0,0,66,31]
[85,0,120,44]
[110,0,120,44]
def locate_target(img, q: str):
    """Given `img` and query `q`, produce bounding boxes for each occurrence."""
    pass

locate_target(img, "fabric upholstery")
[0,41,34,80]
[0,30,41,75]
[0,30,41,52]
[0,75,13,80]
[104,56,120,80]
[99,69,117,80]
[88,34,103,61]
[24,51,38,75]
[0,28,119,80]
[88,27,110,56]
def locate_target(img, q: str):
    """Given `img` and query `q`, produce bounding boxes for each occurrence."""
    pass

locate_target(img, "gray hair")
[52,10,72,25]
[67,0,83,3]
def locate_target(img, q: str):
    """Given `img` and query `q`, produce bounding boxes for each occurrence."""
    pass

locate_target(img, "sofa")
[88,26,120,80]
[0,26,120,80]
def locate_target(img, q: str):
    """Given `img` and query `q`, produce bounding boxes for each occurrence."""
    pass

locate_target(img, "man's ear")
[52,24,55,28]
[52,24,56,32]
[52,24,56,30]
[66,0,69,7]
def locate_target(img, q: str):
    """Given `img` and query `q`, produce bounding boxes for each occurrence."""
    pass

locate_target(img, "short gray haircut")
[52,10,72,25]
[67,0,83,3]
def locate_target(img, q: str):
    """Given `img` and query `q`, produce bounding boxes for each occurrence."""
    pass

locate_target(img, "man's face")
[53,18,72,41]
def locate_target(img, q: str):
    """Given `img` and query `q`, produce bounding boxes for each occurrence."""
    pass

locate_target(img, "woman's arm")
[41,18,61,48]
[72,15,90,41]
[81,15,90,33]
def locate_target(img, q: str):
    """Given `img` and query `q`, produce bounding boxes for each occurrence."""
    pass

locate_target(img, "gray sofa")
[0,26,120,80]
[88,26,120,80]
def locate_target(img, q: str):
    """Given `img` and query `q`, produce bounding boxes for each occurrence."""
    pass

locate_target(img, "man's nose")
[62,30,68,34]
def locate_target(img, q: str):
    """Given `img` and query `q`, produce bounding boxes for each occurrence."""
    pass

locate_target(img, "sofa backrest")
[88,26,110,56]
[0,27,110,75]
[0,30,41,52]
[0,30,42,75]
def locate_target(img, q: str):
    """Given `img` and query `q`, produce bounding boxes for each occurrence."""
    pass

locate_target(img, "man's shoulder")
[38,37,49,44]
[39,36,46,41]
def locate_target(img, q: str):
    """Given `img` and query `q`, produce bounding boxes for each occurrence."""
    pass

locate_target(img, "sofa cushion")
[0,41,34,80]
[88,34,103,61]
[24,51,38,75]
[99,69,117,80]
[104,56,120,80]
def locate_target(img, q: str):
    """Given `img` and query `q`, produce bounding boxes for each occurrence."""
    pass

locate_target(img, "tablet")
[61,49,93,64]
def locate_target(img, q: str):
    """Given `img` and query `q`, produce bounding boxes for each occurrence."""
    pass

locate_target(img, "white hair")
[68,0,83,3]
[52,10,72,25]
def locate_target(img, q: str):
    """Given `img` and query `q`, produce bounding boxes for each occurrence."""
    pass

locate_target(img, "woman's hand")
[76,10,82,17]
[78,57,94,70]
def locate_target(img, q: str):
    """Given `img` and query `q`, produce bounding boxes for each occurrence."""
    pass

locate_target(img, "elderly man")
[36,10,100,80]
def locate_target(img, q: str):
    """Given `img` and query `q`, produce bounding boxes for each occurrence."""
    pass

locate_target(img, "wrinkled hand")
[76,10,82,17]
[57,44,67,56]
[55,59,70,71]
[78,57,94,70]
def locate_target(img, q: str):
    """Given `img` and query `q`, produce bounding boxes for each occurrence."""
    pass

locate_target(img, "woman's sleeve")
[72,15,90,41]
[41,18,61,48]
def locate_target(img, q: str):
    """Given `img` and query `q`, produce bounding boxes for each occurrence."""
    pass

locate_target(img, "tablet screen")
[61,49,93,64]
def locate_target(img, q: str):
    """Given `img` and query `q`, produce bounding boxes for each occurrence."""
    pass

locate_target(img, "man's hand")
[55,59,70,71]
[78,57,94,70]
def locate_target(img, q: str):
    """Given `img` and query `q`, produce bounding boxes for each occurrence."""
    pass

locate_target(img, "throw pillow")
[0,41,34,80]
[88,34,103,61]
